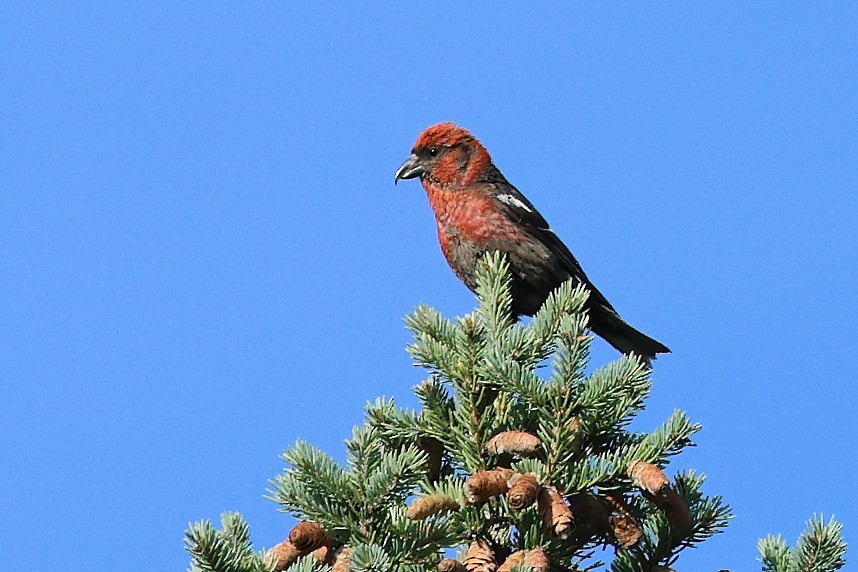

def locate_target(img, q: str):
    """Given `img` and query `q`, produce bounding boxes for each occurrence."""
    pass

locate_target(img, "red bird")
[395,122,669,360]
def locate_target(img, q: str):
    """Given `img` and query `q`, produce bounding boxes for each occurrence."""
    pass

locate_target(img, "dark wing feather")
[478,166,619,313]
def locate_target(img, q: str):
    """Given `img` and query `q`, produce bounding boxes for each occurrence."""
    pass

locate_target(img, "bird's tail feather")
[589,307,670,361]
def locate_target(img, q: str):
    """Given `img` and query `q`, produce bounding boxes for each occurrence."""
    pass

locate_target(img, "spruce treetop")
[186,254,845,572]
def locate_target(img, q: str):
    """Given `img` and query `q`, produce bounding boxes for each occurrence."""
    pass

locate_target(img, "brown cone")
[288,521,329,553]
[464,539,497,572]
[465,468,514,504]
[628,461,670,495]
[521,547,550,572]
[331,547,352,572]
[628,461,691,530]
[498,548,550,572]
[497,550,524,572]
[507,473,541,510]
[537,487,574,538]
[485,430,541,457]
[438,558,468,572]
[604,492,643,549]
[406,494,461,519]
[266,540,302,572]
[312,545,338,566]
[654,487,692,530]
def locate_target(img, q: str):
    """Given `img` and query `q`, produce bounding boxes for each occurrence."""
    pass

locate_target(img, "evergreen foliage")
[758,516,846,572]
[185,253,845,572]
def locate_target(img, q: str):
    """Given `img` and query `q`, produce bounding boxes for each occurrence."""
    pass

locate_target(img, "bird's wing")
[488,181,619,313]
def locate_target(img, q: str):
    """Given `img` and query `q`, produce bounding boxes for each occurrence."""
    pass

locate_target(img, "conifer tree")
[186,254,846,572]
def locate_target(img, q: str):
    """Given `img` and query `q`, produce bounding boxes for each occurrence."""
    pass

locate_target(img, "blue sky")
[2,3,856,570]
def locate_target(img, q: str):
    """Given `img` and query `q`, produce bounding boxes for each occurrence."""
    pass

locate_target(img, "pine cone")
[331,547,352,572]
[537,487,574,538]
[464,539,497,572]
[485,430,541,457]
[288,521,329,552]
[628,461,670,495]
[507,473,541,510]
[312,545,338,566]
[628,461,691,530]
[498,548,549,572]
[406,494,461,519]
[497,550,524,572]
[521,547,549,572]
[466,468,514,504]
[266,540,302,572]
[438,558,468,572]
[604,492,643,549]
[660,488,692,530]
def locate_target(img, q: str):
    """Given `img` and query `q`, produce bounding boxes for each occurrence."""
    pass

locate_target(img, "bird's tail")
[589,306,670,361]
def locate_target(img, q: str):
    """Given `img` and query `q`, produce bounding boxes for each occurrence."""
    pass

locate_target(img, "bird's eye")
[428,147,438,156]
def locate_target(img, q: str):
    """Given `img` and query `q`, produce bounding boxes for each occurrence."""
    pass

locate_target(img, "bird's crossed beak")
[394,154,424,185]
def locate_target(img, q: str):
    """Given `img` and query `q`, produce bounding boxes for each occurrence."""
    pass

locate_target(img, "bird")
[394,121,670,360]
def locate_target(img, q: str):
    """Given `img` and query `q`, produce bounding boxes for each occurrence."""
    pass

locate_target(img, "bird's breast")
[423,184,530,289]
[424,185,527,245]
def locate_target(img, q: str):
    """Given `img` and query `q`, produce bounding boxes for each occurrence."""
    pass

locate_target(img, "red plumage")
[395,122,669,360]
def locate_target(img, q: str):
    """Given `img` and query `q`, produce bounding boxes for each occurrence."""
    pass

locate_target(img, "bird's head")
[395,122,492,187]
